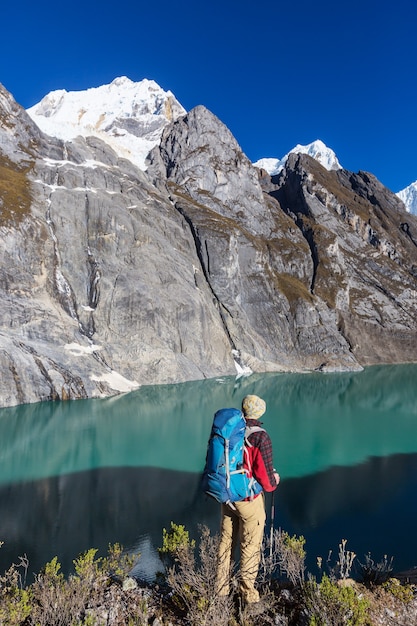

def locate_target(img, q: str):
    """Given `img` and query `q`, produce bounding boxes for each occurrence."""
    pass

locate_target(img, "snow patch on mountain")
[397,182,417,215]
[27,77,186,170]
[27,77,417,217]
[254,139,342,175]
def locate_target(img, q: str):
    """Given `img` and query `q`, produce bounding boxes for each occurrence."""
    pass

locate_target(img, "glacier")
[27,76,186,171]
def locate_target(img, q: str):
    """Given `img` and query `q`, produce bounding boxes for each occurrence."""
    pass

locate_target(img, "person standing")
[216,394,280,607]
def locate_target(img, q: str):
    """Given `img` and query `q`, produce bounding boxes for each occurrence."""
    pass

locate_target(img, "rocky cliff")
[1,84,417,407]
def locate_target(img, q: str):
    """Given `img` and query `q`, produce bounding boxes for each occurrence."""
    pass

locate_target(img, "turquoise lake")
[1,364,417,580]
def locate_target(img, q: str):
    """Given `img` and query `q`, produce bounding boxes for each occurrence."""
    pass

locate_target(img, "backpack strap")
[243,425,265,500]
[244,425,265,447]
[224,437,231,488]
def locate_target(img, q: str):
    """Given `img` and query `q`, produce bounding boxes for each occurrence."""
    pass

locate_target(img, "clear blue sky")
[1,0,416,192]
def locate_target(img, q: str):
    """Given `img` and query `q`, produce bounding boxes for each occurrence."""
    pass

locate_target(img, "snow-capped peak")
[27,77,186,170]
[397,181,417,215]
[253,139,342,176]
[254,138,417,215]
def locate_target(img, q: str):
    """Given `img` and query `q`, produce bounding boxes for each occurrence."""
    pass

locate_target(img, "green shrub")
[304,573,370,626]
[276,530,306,586]
[383,577,414,603]
[159,522,195,559]
[104,542,137,579]
[158,521,196,573]
[0,563,32,626]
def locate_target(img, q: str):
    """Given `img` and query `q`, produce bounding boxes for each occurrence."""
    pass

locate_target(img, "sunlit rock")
[1,82,417,407]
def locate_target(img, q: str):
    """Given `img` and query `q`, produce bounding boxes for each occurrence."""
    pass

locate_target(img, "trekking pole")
[269,489,275,559]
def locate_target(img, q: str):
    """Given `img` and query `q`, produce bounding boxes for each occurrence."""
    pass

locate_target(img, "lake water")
[1,364,417,581]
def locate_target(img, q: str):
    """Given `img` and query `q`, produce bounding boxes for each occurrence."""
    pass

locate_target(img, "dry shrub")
[261,529,306,588]
[165,524,234,626]
[30,544,139,626]
[30,555,86,626]
[0,549,31,626]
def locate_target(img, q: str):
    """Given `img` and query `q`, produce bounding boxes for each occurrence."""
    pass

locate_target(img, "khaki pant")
[216,493,266,604]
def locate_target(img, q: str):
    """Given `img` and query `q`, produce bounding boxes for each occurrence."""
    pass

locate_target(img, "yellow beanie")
[242,395,266,419]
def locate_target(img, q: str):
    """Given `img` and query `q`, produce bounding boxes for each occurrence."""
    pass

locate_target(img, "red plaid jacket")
[244,418,278,494]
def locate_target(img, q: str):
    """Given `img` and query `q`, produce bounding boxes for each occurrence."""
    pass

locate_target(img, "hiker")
[215,394,280,607]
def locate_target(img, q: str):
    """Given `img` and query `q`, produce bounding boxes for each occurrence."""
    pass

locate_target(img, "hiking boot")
[245,599,266,617]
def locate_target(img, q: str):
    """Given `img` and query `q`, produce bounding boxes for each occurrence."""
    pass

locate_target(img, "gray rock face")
[0,86,234,406]
[272,154,417,365]
[1,84,417,407]
[147,106,273,236]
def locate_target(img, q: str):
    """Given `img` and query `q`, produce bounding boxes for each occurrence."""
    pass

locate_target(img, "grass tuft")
[0,155,33,225]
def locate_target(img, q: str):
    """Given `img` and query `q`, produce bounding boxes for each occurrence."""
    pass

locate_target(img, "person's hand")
[273,472,280,486]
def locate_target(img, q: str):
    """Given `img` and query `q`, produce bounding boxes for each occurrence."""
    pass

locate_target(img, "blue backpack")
[202,407,263,505]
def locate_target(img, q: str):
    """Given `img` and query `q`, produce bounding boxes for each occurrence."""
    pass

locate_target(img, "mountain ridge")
[1,79,417,408]
[26,77,417,214]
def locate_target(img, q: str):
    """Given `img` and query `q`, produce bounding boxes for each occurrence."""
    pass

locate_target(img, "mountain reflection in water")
[1,452,417,580]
